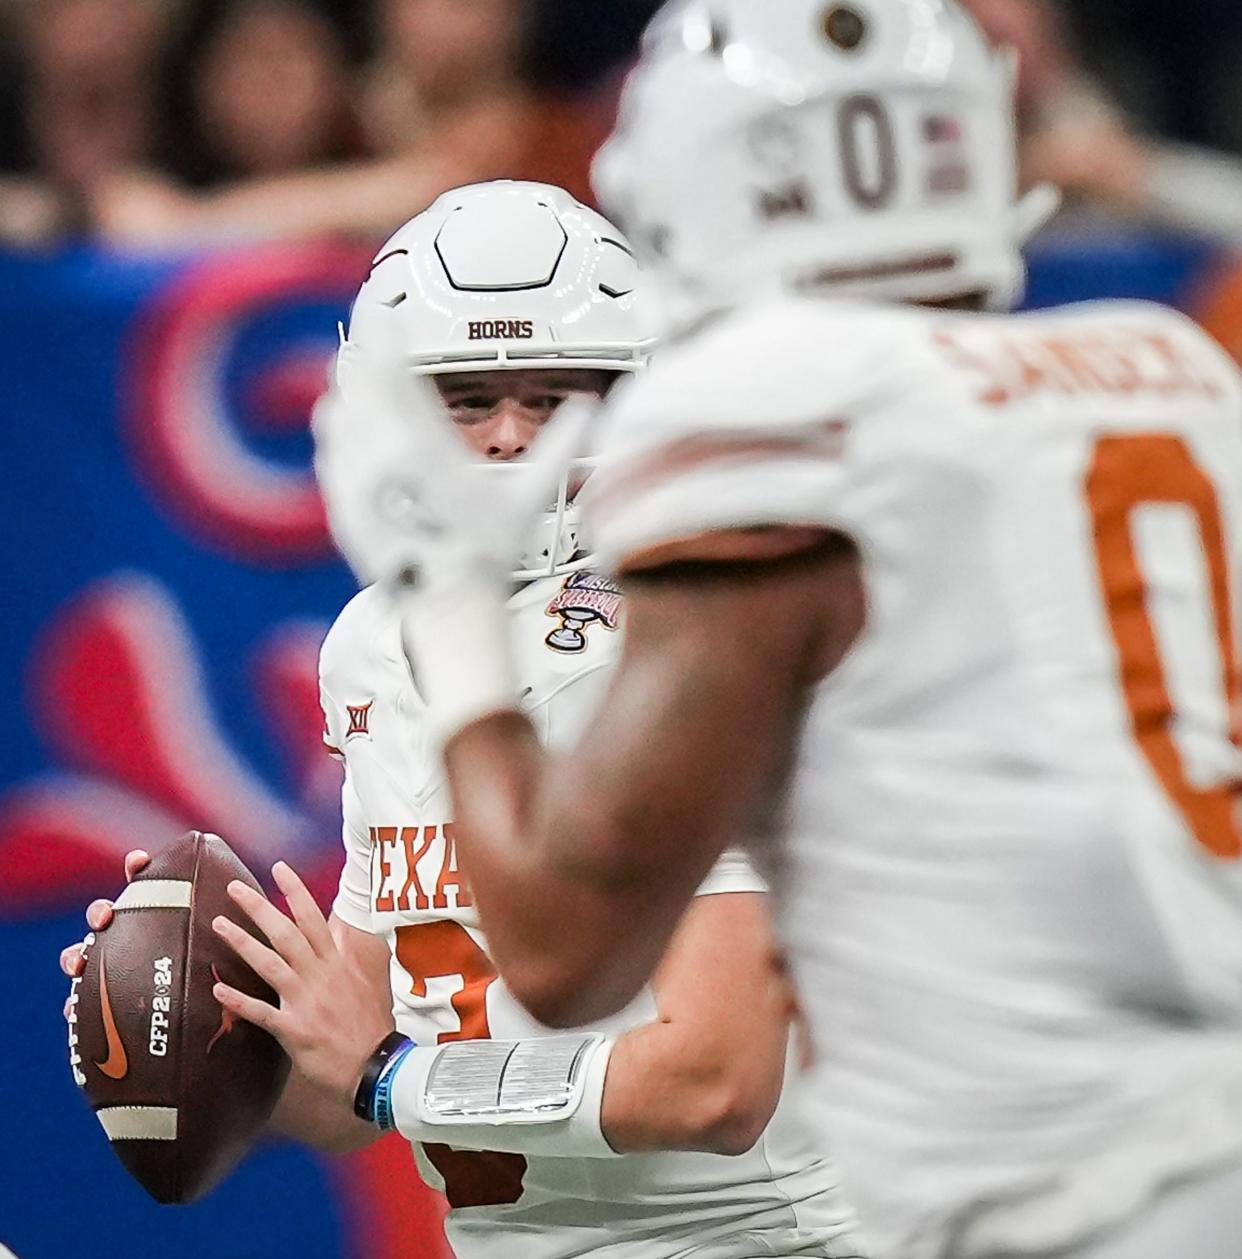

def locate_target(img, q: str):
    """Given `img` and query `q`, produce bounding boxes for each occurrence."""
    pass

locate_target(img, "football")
[68,831,291,1204]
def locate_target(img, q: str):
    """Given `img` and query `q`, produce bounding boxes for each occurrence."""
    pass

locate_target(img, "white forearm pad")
[389,1034,620,1159]
[397,560,519,745]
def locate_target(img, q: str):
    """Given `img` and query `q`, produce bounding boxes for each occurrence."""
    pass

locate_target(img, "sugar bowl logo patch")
[545,572,623,654]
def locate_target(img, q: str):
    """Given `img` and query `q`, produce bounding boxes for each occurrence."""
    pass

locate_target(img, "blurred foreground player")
[63,182,864,1259]
[314,6,1242,1259]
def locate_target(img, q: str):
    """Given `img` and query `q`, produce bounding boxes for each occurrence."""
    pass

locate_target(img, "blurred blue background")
[0,239,448,1259]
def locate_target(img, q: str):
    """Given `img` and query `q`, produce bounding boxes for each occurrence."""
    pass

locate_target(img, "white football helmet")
[337,181,658,579]
[594,0,1058,311]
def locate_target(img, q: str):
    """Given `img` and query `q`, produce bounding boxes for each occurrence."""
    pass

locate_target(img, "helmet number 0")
[837,94,898,210]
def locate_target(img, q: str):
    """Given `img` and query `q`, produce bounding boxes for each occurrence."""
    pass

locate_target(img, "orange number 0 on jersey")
[1086,432,1242,859]
[394,920,528,1208]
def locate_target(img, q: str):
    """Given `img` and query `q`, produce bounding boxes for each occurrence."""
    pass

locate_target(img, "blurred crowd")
[0,0,661,246]
[3,0,1242,250]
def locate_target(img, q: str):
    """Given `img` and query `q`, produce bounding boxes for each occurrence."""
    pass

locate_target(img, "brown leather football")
[69,831,291,1204]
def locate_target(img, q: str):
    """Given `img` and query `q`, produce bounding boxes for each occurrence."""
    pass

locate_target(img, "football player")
[305,5,1242,1259]
[62,182,865,1259]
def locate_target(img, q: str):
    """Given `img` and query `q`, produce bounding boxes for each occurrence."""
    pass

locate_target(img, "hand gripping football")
[68,831,291,1203]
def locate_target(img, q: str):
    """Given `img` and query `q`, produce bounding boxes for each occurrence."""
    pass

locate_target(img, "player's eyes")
[528,394,570,413]
[445,393,570,422]
[446,398,493,422]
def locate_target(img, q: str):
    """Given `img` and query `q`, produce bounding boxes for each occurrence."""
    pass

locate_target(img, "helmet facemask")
[509,455,606,580]
[426,370,612,582]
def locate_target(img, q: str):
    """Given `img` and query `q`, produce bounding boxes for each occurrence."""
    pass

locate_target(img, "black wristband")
[354,1032,414,1123]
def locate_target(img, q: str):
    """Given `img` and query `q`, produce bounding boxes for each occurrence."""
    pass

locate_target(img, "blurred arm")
[443,537,863,1028]
[1020,80,1242,247]
[601,890,792,1155]
[376,886,794,1158]
[1143,143,1242,247]
[90,104,530,246]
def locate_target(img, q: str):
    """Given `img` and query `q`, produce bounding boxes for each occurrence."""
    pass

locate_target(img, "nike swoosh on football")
[94,964,129,1081]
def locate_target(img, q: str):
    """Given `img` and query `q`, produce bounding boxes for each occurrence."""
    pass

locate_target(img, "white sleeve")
[331,771,376,932]
[319,662,376,932]
[585,299,890,573]
[320,678,346,761]
[694,848,768,898]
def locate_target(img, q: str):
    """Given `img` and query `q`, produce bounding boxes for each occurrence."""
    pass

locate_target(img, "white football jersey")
[587,297,1242,1259]
[320,574,860,1259]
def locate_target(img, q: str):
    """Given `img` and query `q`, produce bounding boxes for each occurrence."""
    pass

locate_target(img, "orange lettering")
[1142,333,1220,400]
[373,826,398,912]
[396,825,435,912]
[394,919,493,1039]
[393,919,527,1207]
[937,325,1221,408]
[1043,338,1108,393]
[931,329,1010,406]
[1086,433,1241,858]
[1011,339,1054,399]
[433,823,473,910]
[1095,339,1142,394]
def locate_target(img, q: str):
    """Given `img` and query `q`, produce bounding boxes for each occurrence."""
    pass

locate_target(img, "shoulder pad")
[319,584,401,696]
[600,298,917,461]
[509,571,624,699]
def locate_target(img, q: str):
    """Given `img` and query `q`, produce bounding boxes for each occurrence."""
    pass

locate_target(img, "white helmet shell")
[594,0,1055,311]
[336,181,657,580]
[340,180,658,378]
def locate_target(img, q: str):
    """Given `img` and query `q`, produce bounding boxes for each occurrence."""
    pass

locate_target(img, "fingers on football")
[85,900,114,932]
[271,862,333,958]
[60,942,85,978]
[123,850,151,882]
[225,879,314,969]
[213,981,279,1037]
[212,914,294,990]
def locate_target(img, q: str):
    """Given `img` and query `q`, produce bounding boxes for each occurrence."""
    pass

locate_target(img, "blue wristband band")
[371,1039,415,1132]
[354,1033,415,1127]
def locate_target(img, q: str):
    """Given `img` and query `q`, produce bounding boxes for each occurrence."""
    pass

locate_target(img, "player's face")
[434,368,613,462]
